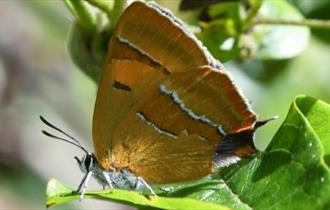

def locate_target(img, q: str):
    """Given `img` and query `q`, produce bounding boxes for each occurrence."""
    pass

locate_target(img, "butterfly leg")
[159,187,173,193]
[136,177,156,196]
[76,171,93,200]
[102,171,114,189]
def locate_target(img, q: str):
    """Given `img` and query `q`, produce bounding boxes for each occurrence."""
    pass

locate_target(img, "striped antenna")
[40,116,89,154]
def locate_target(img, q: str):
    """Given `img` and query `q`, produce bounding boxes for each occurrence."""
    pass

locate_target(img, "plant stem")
[86,0,125,27]
[66,0,96,35]
[110,0,126,27]
[243,0,262,32]
[251,18,330,30]
[63,0,77,17]
[85,0,114,19]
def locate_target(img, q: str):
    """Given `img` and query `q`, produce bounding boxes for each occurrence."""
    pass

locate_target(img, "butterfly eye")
[84,154,94,171]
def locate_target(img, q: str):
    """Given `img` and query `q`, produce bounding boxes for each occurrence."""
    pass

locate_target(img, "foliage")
[49,0,330,209]
[197,0,310,62]
[64,0,324,82]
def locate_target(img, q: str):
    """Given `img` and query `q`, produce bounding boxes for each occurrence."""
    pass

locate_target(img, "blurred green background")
[0,0,329,209]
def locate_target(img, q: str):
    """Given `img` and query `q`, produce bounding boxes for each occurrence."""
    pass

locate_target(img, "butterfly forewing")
[93,2,217,169]
[92,1,257,184]
[108,2,219,72]
[93,60,167,162]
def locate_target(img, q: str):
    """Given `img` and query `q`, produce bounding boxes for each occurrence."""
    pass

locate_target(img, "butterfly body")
[74,153,151,194]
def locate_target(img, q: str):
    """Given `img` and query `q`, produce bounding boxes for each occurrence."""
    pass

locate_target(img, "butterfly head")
[74,153,96,173]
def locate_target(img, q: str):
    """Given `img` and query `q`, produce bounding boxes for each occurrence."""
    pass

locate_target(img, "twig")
[250,18,330,30]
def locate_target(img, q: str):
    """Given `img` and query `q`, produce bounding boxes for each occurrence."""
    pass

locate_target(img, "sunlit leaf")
[197,2,242,61]
[252,1,310,59]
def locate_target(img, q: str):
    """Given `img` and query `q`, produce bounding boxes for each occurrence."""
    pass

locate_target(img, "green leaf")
[156,178,254,210]
[198,27,239,62]
[46,179,230,210]
[197,2,242,62]
[252,1,310,59]
[294,96,330,167]
[290,0,330,44]
[217,95,330,210]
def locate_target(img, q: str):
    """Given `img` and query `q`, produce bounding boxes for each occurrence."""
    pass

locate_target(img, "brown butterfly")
[42,1,272,198]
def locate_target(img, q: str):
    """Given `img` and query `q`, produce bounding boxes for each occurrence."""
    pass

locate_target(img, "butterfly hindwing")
[110,66,256,183]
